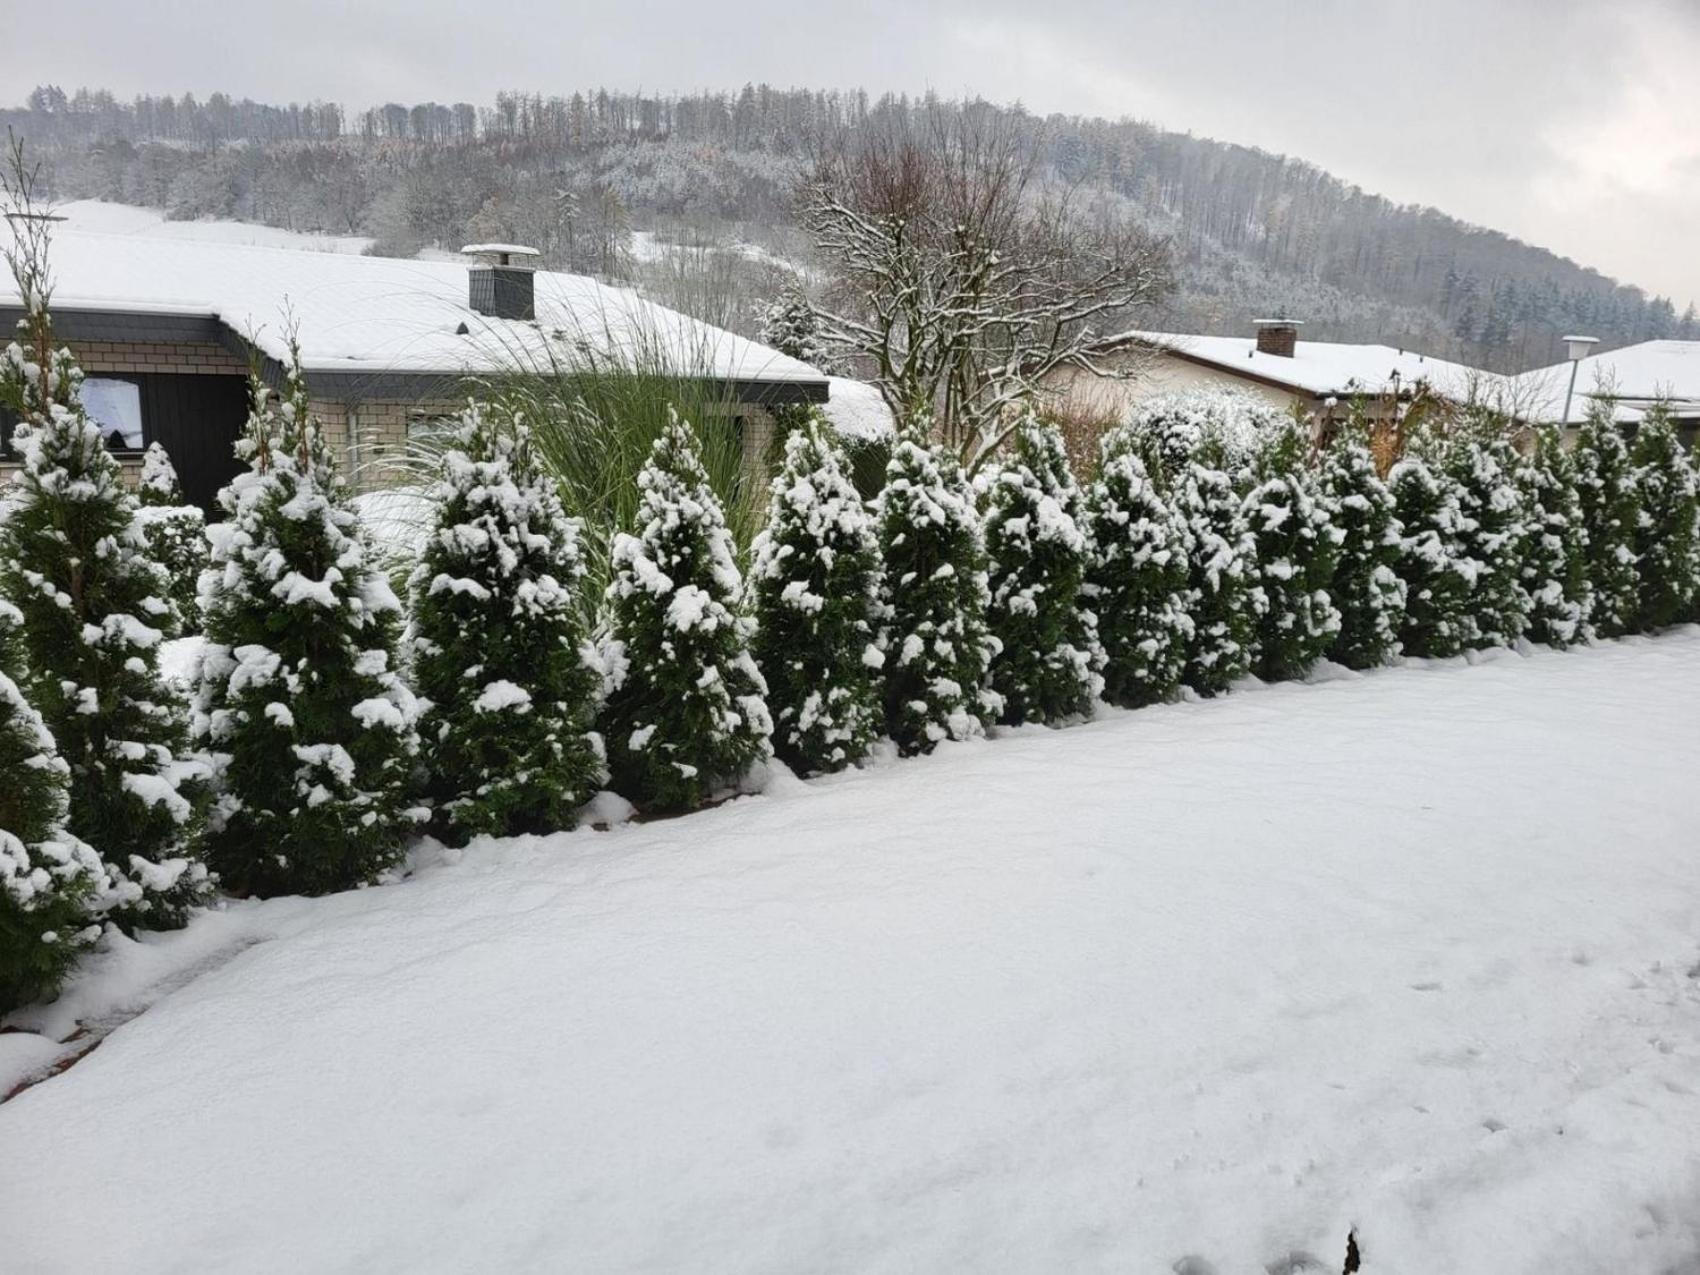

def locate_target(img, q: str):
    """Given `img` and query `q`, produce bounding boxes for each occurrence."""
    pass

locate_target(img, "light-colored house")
[1,221,834,509]
[1511,340,1700,443]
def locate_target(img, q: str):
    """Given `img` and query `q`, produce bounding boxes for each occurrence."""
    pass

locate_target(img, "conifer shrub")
[409,403,604,844]
[1119,389,1283,488]
[600,411,772,810]
[1317,434,1405,669]
[1628,404,1700,631]
[979,416,1103,724]
[1243,425,1342,681]
[1388,455,1477,658]
[1571,401,1641,638]
[193,351,421,897]
[1169,445,1258,695]
[1083,438,1192,707]
[1518,426,1591,649]
[877,423,1002,754]
[748,419,883,775]
[134,442,209,637]
[1446,431,1532,649]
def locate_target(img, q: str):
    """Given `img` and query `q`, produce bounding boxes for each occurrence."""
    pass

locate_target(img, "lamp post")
[1559,335,1599,427]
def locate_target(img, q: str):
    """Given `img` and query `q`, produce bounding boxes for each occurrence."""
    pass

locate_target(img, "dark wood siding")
[142,374,248,511]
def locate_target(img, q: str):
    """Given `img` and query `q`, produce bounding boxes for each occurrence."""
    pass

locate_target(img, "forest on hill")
[7,83,1694,371]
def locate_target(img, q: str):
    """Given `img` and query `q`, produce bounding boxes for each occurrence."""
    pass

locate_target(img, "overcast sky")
[8,0,1697,309]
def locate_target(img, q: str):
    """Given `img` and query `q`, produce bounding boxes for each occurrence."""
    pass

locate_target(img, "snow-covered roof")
[1511,340,1700,425]
[1118,329,1501,401]
[5,209,826,392]
[820,376,895,441]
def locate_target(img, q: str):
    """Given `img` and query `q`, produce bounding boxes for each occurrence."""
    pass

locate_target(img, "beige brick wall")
[71,339,249,378]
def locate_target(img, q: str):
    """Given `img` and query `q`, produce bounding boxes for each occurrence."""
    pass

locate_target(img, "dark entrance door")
[143,374,248,512]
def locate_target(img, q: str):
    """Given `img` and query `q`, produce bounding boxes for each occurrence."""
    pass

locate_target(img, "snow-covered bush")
[1388,455,1477,659]
[748,420,883,775]
[0,326,206,928]
[1317,436,1405,669]
[1169,447,1258,696]
[1517,427,1591,649]
[1628,405,1700,631]
[134,442,209,638]
[409,403,604,845]
[1445,432,1531,649]
[758,287,823,367]
[600,411,772,811]
[979,416,1103,724]
[1119,388,1284,488]
[1243,426,1342,681]
[1571,402,1641,639]
[0,601,109,1015]
[877,426,1001,754]
[1082,441,1191,708]
[193,352,421,897]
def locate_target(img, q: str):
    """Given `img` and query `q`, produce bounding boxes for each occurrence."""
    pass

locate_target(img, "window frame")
[79,372,149,455]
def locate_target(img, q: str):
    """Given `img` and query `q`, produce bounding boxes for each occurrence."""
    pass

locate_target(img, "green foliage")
[409,403,605,845]
[135,443,209,637]
[193,352,421,897]
[600,411,772,811]
[748,421,883,775]
[1317,437,1405,669]
[980,417,1102,724]
[758,287,823,366]
[1628,405,1700,631]
[1170,458,1258,696]
[1120,389,1284,490]
[1517,427,1591,648]
[1388,456,1476,658]
[1571,402,1641,638]
[1445,434,1532,649]
[1243,426,1342,681]
[877,424,1001,754]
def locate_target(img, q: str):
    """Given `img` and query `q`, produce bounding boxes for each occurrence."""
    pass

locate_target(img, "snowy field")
[4,636,1700,1273]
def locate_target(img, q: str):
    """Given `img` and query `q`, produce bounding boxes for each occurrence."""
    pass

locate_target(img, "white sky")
[7,0,1697,309]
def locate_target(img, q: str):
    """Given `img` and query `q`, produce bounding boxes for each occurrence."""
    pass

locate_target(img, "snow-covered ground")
[4,637,1700,1273]
[54,200,375,254]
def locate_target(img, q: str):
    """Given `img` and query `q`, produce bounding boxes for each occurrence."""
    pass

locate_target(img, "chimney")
[1253,318,1303,358]
[460,243,541,321]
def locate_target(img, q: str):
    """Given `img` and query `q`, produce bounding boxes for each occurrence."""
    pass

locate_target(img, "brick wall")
[71,339,249,378]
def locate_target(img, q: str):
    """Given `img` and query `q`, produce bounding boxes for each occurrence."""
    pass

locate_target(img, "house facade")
[1511,339,1700,446]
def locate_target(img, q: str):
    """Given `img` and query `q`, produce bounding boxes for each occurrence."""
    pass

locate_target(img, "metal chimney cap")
[459,243,541,268]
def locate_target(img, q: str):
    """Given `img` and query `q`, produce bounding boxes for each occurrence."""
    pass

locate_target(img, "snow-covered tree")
[0,600,110,1015]
[1317,436,1405,669]
[1243,426,1342,681]
[979,416,1102,724]
[193,350,421,897]
[757,287,824,367]
[1121,389,1283,490]
[1388,455,1477,658]
[1446,432,1531,649]
[0,287,206,929]
[600,411,772,811]
[1628,404,1700,631]
[1170,447,1258,696]
[1571,402,1641,639]
[1082,442,1191,707]
[134,442,208,638]
[748,420,883,775]
[877,424,1002,753]
[409,403,604,845]
[1517,427,1591,649]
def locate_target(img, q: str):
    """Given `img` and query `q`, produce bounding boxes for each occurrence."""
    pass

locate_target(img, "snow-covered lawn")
[5,637,1700,1273]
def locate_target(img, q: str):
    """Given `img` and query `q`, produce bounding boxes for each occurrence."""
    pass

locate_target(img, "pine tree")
[979,417,1103,724]
[1170,447,1258,696]
[1121,389,1284,489]
[1628,404,1700,631]
[748,420,883,775]
[1082,441,1191,708]
[1446,432,1532,649]
[409,403,604,845]
[134,442,208,638]
[1243,426,1342,681]
[193,349,421,896]
[1388,455,1477,658]
[1517,426,1591,649]
[758,287,824,367]
[1571,402,1641,638]
[1317,435,1405,669]
[0,600,110,1015]
[0,294,206,929]
[600,411,772,810]
[877,424,1002,754]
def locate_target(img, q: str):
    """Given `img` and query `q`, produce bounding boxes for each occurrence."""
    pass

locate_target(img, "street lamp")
[1560,335,1599,426]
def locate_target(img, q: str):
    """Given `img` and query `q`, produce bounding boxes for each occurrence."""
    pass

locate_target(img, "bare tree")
[797,101,1172,465]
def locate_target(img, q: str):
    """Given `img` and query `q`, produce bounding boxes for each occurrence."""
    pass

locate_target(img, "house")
[1046,319,1503,430]
[1511,340,1700,444]
[0,220,832,509]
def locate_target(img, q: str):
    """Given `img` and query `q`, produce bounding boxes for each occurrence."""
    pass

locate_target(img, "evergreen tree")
[1446,432,1532,648]
[1243,426,1342,681]
[600,411,772,810]
[747,420,883,775]
[1121,389,1283,489]
[757,287,824,367]
[1317,435,1405,669]
[409,403,604,844]
[1388,455,1477,658]
[0,289,206,929]
[877,424,1002,754]
[1628,404,1700,631]
[1082,442,1191,708]
[134,442,209,638]
[1517,427,1591,649]
[1571,402,1641,638]
[1170,448,1258,695]
[0,600,110,1016]
[193,350,421,896]
[979,417,1103,724]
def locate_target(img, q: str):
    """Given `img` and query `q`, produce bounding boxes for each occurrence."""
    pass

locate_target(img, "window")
[407,411,459,444]
[82,377,146,451]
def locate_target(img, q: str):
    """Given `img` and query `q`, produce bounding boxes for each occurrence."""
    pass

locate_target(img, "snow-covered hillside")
[54,200,374,253]
[3,637,1700,1273]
